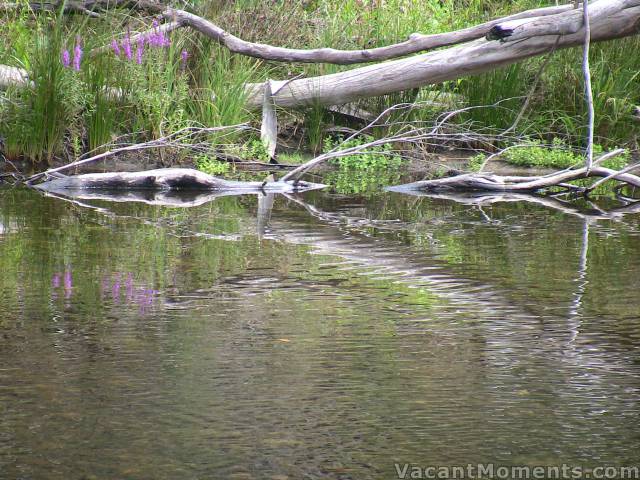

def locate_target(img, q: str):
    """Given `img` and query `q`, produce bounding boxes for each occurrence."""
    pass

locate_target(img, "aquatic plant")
[323,135,405,195]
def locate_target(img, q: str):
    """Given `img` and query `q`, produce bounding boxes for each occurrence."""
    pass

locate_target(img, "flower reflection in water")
[51,267,159,314]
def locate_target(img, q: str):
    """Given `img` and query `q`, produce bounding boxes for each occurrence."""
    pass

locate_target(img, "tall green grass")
[1,0,638,165]
[1,13,84,163]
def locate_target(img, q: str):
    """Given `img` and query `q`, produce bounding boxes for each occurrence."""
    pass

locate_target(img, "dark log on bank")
[33,168,326,194]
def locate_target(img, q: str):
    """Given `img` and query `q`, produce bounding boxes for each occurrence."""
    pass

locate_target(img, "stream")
[1,185,639,479]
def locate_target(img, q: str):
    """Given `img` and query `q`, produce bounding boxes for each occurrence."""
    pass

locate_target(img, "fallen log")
[33,168,326,194]
[244,3,640,108]
[3,2,639,109]
[160,4,573,65]
[387,165,640,193]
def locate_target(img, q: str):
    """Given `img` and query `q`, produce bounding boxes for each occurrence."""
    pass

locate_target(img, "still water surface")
[1,186,639,479]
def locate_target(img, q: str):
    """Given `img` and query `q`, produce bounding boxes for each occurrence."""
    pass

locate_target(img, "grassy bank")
[1,0,639,172]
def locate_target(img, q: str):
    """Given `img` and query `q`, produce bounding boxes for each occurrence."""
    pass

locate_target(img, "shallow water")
[1,186,639,479]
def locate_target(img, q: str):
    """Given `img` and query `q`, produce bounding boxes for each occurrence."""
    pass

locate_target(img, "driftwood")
[244,3,640,108]
[33,168,326,194]
[387,165,640,193]
[160,4,573,65]
[3,1,640,109]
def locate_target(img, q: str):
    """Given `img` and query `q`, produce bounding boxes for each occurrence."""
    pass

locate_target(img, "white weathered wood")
[260,81,278,160]
[33,168,326,193]
[489,0,640,41]
[244,5,640,109]
[162,4,572,65]
[389,165,640,192]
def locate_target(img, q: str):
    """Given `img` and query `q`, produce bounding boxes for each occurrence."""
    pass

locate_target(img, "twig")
[582,0,595,172]
[586,159,640,193]
[25,124,250,184]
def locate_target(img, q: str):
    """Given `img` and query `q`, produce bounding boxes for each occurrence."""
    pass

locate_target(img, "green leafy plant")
[503,138,629,169]
[195,155,232,175]
[323,135,405,195]
[467,154,485,172]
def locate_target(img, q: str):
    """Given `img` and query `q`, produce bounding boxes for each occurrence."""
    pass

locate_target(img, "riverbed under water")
[1,185,639,479]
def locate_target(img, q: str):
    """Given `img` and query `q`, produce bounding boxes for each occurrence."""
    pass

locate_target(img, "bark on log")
[488,0,640,41]
[244,4,640,108]
[33,168,326,193]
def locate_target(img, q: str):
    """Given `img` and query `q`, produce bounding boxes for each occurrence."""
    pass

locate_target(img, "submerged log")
[33,168,326,194]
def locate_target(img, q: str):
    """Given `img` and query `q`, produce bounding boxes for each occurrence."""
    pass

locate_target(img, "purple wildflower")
[73,38,83,71]
[122,34,132,61]
[150,19,160,47]
[111,38,121,56]
[136,35,144,64]
[180,49,188,71]
[61,49,71,68]
[52,272,61,288]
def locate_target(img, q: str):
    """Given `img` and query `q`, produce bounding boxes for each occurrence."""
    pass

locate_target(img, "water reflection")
[1,186,639,479]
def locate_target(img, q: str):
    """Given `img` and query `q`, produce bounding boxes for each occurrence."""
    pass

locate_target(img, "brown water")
[1,186,639,479]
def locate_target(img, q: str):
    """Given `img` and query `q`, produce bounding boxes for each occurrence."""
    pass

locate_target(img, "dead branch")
[389,164,640,193]
[32,167,326,193]
[161,4,572,65]
[582,0,595,171]
[244,3,640,108]
[488,0,639,41]
[25,123,252,184]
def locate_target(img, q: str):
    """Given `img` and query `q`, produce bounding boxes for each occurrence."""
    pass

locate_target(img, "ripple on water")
[1,187,640,478]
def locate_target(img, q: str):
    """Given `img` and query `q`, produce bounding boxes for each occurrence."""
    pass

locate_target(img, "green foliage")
[2,0,639,164]
[1,15,85,163]
[467,154,485,172]
[503,138,629,170]
[186,42,256,135]
[323,135,405,195]
[278,152,305,164]
[195,155,232,176]
[226,138,271,162]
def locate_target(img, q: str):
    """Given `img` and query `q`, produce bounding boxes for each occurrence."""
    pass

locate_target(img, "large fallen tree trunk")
[161,4,573,65]
[245,4,640,108]
[2,1,639,109]
[33,168,326,193]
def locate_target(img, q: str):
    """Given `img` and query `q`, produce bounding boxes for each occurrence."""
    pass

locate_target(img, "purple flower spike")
[180,49,188,71]
[73,40,83,71]
[111,39,121,56]
[136,36,144,64]
[61,49,71,68]
[123,36,132,61]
